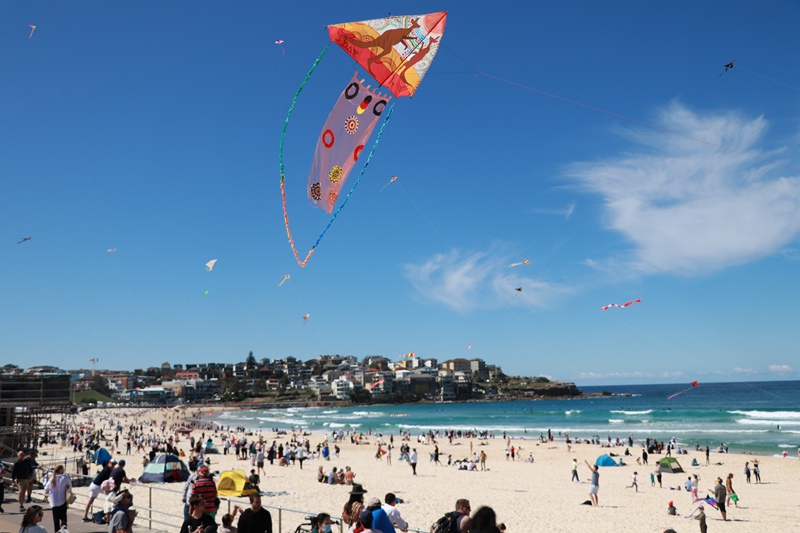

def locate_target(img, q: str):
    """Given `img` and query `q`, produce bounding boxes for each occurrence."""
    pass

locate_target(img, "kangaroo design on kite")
[345,18,421,72]
[397,36,438,84]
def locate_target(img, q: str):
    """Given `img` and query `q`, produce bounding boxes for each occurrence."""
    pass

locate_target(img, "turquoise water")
[211,380,800,456]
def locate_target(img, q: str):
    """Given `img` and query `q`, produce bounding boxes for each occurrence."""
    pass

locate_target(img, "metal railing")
[13,470,427,533]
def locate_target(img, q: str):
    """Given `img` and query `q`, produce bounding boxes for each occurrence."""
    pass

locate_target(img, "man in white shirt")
[381,493,408,532]
[409,449,418,476]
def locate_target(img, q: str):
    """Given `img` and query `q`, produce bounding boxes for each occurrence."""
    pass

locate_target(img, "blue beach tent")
[595,454,619,467]
[93,447,112,465]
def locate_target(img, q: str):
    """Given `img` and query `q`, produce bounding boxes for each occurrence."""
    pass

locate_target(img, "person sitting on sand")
[667,501,676,515]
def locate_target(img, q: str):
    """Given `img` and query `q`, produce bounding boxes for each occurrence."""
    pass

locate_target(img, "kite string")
[473,70,800,173]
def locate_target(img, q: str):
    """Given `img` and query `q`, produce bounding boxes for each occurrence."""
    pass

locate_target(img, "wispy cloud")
[530,203,576,220]
[568,102,800,276]
[732,367,758,374]
[403,248,571,312]
[768,364,793,374]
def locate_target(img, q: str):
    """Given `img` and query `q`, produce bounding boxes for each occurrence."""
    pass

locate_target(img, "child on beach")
[650,471,655,487]
[626,472,638,492]
[667,501,676,515]
[695,505,707,533]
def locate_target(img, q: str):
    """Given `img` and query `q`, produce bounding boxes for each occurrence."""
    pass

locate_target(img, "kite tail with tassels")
[279,45,395,267]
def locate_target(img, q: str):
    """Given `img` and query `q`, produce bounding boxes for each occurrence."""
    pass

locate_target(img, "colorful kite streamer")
[601,298,642,311]
[29,25,37,38]
[508,259,531,268]
[279,12,447,267]
[275,39,285,55]
[278,274,290,286]
[667,381,699,401]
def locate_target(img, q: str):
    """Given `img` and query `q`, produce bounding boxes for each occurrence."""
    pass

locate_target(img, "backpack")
[430,511,460,533]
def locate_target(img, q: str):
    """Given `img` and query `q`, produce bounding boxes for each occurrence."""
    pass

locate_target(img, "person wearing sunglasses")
[109,490,137,533]
[19,505,47,533]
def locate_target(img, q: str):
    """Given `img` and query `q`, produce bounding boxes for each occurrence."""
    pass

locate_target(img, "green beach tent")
[657,457,684,473]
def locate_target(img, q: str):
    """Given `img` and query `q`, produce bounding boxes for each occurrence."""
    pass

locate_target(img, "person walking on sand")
[571,459,579,482]
[695,504,707,533]
[409,449,418,476]
[584,461,599,507]
[713,477,727,521]
[725,473,739,508]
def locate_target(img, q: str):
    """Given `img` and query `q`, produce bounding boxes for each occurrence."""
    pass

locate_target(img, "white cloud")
[403,248,570,312]
[732,367,758,374]
[568,102,800,275]
[768,364,793,374]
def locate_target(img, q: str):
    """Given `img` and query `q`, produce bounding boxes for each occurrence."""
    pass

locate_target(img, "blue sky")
[2,1,799,385]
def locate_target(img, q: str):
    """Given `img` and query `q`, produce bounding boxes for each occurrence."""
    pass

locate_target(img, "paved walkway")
[0,494,169,533]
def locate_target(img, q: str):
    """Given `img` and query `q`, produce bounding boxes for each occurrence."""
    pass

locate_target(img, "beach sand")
[36,406,799,532]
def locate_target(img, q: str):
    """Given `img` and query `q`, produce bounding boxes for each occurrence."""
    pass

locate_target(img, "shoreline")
[40,405,799,533]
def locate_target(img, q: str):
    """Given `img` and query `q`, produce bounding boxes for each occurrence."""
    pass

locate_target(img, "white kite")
[205,259,218,271]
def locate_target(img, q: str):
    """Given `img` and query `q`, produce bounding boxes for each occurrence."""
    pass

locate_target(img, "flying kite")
[278,274,290,286]
[18,237,31,244]
[467,343,472,349]
[279,12,448,267]
[720,60,734,76]
[205,259,218,271]
[515,287,522,292]
[380,175,398,192]
[667,381,699,401]
[29,25,37,38]
[275,39,285,55]
[601,298,642,311]
[106,248,117,253]
[303,313,310,323]
[508,259,531,268]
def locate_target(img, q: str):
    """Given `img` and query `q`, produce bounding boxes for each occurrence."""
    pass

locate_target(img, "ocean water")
[209,380,800,456]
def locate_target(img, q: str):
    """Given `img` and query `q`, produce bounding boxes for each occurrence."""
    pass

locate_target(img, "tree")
[246,352,257,366]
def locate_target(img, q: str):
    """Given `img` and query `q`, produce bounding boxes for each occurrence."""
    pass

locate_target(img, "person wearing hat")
[713,477,727,521]
[342,485,367,528]
[192,465,219,517]
[694,504,707,533]
[110,460,135,492]
[667,501,676,515]
[83,458,116,521]
[364,497,395,533]
[358,509,379,533]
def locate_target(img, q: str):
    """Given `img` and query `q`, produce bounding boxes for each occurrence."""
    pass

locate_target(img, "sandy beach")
[31,406,800,533]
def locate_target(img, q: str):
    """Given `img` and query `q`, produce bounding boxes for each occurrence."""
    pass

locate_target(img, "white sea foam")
[565,410,581,415]
[608,419,624,424]
[609,410,653,415]
[736,419,800,426]
[729,410,800,419]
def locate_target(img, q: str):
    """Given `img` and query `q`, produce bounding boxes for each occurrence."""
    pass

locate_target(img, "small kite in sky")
[667,381,699,401]
[106,248,117,253]
[303,313,310,323]
[380,175,398,192]
[275,39,285,55]
[467,343,472,349]
[515,287,522,292]
[720,60,734,76]
[508,259,531,268]
[205,259,218,271]
[18,237,31,244]
[278,274,290,286]
[29,25,37,38]
[601,298,641,311]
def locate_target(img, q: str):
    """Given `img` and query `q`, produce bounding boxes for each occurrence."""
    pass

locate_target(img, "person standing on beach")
[753,460,761,483]
[695,504,707,533]
[705,446,710,466]
[434,445,442,465]
[571,459,579,482]
[479,451,487,471]
[713,477,727,521]
[744,461,751,483]
[584,461,599,506]
[237,493,272,533]
[656,470,662,488]
[726,473,738,508]
[409,449,418,475]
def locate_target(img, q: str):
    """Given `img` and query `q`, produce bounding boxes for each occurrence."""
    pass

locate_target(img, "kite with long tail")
[279,12,447,267]
[601,298,641,311]
[668,381,699,401]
